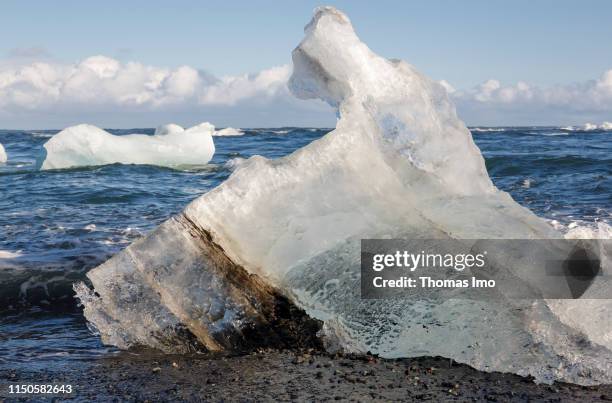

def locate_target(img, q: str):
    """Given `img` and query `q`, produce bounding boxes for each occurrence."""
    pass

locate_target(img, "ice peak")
[305,6,353,34]
[290,6,493,195]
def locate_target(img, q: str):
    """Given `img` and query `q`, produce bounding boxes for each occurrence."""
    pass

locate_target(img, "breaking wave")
[0,142,6,163]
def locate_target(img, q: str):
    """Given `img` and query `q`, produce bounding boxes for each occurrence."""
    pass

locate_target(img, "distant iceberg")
[214,127,244,136]
[0,142,6,163]
[38,123,215,170]
[76,7,612,385]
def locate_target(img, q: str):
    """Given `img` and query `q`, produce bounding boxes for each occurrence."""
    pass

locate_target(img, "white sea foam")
[29,132,54,138]
[77,7,612,384]
[562,121,612,131]
[0,142,7,163]
[469,127,505,132]
[540,132,569,136]
[38,123,215,170]
[213,127,244,136]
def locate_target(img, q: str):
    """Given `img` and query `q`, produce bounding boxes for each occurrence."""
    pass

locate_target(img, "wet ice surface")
[73,7,612,385]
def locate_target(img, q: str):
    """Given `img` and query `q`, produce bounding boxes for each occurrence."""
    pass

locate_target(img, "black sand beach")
[2,349,611,402]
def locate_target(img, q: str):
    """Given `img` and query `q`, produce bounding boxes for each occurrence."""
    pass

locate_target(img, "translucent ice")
[38,123,215,170]
[77,7,612,384]
[0,142,6,163]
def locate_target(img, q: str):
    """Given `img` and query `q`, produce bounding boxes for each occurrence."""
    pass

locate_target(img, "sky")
[1,0,611,128]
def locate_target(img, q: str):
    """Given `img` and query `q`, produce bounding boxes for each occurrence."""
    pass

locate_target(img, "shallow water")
[0,308,115,373]
[0,126,610,370]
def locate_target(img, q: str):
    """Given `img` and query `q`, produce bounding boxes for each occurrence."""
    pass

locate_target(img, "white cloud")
[0,55,291,112]
[450,70,612,113]
[199,65,292,106]
[1,53,610,127]
[438,79,455,95]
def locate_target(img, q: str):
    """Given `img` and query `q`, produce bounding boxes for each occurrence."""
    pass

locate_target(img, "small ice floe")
[213,127,244,136]
[0,250,22,259]
[522,178,533,188]
[38,123,216,170]
[0,142,7,163]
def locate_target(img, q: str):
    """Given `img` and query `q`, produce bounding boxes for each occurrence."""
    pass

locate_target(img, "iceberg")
[38,123,215,170]
[214,127,244,136]
[76,7,612,384]
[0,142,6,163]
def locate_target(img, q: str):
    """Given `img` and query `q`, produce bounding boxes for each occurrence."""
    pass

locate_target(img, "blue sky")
[1,1,611,128]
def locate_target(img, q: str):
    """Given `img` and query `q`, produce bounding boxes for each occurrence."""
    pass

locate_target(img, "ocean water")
[0,126,610,371]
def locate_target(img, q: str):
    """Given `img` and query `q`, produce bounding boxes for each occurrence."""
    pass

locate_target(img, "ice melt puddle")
[76,6,612,385]
[37,123,215,170]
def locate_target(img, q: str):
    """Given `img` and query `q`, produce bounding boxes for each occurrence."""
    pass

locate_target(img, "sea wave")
[469,127,505,132]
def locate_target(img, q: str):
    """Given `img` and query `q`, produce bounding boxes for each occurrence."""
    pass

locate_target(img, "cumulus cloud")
[448,70,612,121]
[199,65,292,106]
[0,55,291,112]
[0,52,610,127]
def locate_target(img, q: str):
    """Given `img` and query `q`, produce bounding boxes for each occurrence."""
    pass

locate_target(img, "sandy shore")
[1,349,611,402]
